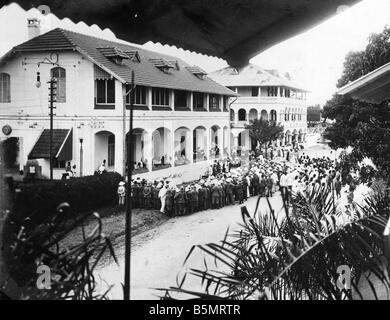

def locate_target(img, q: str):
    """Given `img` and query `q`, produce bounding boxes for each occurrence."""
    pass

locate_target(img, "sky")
[144,0,390,106]
[1,0,390,106]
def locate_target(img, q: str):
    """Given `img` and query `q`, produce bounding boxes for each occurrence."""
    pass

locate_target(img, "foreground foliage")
[1,203,117,299]
[162,187,390,300]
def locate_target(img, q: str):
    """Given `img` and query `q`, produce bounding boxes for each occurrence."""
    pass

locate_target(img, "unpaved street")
[95,144,371,300]
[96,194,285,300]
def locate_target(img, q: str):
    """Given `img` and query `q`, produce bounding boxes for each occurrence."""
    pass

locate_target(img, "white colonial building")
[0,27,235,181]
[210,64,308,151]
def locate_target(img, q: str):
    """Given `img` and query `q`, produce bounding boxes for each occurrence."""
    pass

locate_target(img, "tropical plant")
[1,202,117,300]
[161,186,390,300]
[322,26,390,182]
[245,119,284,158]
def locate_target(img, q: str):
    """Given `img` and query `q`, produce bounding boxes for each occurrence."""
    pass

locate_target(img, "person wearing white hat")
[158,183,168,214]
[117,181,126,208]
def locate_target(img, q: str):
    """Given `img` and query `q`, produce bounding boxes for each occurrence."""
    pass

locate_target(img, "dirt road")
[95,194,285,300]
[95,144,371,300]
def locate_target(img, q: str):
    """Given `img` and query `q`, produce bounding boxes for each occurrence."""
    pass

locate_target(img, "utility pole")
[48,78,57,181]
[124,70,135,300]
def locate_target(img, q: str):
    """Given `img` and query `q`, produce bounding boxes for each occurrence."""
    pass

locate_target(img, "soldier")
[143,182,152,209]
[259,174,266,197]
[165,186,174,216]
[266,174,273,197]
[211,182,220,209]
[185,186,194,214]
[138,179,145,208]
[174,186,186,216]
[152,181,161,209]
[198,180,205,211]
[252,173,260,195]
[220,180,226,207]
[134,179,142,208]
[234,180,244,204]
[192,184,200,212]
[203,183,211,210]
[242,175,248,201]
[225,178,234,205]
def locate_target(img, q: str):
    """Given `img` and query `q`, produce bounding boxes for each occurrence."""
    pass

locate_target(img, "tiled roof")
[209,64,308,92]
[11,28,236,96]
[28,129,71,159]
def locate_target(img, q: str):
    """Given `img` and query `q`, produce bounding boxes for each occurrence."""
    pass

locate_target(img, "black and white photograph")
[0,0,390,306]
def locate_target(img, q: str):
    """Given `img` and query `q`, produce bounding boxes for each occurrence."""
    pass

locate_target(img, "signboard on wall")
[133,161,211,186]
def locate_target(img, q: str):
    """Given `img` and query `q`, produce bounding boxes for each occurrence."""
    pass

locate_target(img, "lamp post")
[78,124,84,177]
[124,70,135,300]
[79,139,84,177]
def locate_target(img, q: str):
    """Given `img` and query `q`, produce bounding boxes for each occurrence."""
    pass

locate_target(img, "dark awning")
[28,129,73,160]
[1,0,361,67]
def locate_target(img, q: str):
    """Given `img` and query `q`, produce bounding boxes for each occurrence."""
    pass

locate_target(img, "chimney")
[27,18,41,40]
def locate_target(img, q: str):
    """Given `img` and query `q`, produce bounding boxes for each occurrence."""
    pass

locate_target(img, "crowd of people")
[117,145,363,216]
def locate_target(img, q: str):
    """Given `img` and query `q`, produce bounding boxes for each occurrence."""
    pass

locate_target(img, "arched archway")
[152,127,172,169]
[126,128,148,171]
[249,108,258,121]
[285,130,291,145]
[270,109,277,122]
[174,127,191,166]
[223,126,229,156]
[94,130,115,170]
[238,108,246,121]
[292,129,298,146]
[298,129,303,143]
[261,109,268,121]
[193,126,207,162]
[210,125,221,158]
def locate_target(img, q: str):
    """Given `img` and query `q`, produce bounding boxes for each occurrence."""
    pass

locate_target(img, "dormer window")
[186,66,207,79]
[168,60,180,70]
[125,50,141,63]
[98,47,129,65]
[149,58,175,73]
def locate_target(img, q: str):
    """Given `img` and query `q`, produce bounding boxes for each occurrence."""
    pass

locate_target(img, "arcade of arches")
[94,125,232,174]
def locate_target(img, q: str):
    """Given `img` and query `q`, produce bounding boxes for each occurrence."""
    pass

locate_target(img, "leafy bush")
[161,187,390,300]
[1,203,117,299]
[13,172,123,226]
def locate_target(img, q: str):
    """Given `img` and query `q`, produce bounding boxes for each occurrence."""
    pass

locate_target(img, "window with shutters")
[193,92,205,110]
[51,67,66,102]
[95,79,115,107]
[152,87,169,106]
[126,85,147,105]
[0,73,11,103]
[209,94,220,111]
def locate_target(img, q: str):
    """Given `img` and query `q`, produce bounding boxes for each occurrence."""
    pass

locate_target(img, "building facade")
[0,28,235,181]
[210,64,308,152]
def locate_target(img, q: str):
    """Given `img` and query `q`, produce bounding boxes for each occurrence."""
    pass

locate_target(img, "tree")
[245,119,284,157]
[322,26,390,181]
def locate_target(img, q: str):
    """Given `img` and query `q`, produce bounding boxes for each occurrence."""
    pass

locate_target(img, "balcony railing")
[234,96,307,105]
